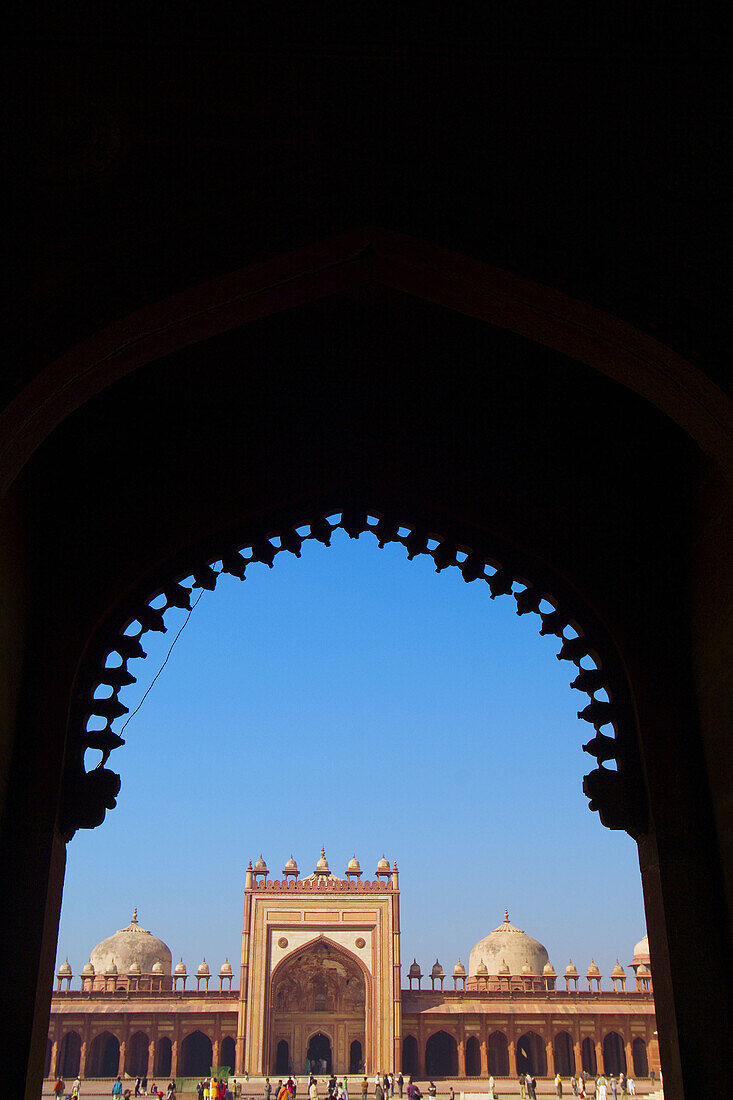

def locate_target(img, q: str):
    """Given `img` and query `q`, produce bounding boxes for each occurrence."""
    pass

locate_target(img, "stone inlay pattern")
[62,511,645,839]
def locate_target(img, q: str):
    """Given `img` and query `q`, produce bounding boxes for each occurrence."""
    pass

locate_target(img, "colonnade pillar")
[416,1032,425,1078]
[479,1036,488,1077]
[148,1038,156,1077]
[595,1037,604,1075]
[508,1037,517,1077]
[572,1037,582,1077]
[546,1034,555,1076]
[457,1037,465,1078]
[213,1038,221,1071]
[78,1036,87,1080]
[171,1034,178,1077]
[118,1037,126,1078]
[49,1038,59,1079]
[625,1036,633,1076]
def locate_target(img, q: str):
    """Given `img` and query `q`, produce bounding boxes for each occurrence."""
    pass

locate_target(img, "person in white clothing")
[487,1076,495,1100]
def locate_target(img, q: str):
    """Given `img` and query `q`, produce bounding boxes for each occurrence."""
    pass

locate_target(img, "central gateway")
[236,849,401,1076]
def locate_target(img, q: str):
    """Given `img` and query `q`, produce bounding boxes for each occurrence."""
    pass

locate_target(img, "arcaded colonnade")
[46,987,657,1080]
[400,1009,656,1079]
[46,1003,238,1080]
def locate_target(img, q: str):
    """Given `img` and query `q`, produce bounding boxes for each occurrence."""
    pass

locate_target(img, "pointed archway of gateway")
[307,1032,332,1074]
[270,939,367,1074]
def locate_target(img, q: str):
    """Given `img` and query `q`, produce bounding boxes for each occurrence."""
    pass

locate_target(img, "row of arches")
[47,1030,237,1078]
[402,1031,650,1078]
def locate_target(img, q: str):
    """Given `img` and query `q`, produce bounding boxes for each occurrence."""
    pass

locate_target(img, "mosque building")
[47,851,658,1083]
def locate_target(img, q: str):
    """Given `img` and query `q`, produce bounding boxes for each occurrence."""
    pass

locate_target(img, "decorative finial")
[321,846,326,857]
[504,908,510,922]
[132,907,138,923]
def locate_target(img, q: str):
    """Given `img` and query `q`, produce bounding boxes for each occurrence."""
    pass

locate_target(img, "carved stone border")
[62,510,647,840]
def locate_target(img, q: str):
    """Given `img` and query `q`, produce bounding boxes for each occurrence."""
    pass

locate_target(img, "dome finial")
[131,907,138,924]
[504,907,510,922]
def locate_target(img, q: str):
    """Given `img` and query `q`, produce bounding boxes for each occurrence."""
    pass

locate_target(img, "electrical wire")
[119,589,205,734]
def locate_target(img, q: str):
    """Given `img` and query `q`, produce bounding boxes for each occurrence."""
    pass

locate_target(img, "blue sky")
[56,528,645,985]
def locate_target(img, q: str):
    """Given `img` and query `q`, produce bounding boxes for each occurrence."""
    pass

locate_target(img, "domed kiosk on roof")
[468,909,550,978]
[88,909,172,985]
[632,932,650,969]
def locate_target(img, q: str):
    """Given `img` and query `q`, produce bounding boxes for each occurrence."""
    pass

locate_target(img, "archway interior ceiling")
[8,48,731,399]
[27,291,695,846]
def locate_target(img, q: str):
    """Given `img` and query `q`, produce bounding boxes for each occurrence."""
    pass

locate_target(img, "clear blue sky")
[56,528,646,985]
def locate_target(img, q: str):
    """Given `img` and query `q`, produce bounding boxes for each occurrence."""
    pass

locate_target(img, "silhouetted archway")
[554,1032,573,1076]
[488,1031,509,1076]
[276,1039,290,1074]
[350,1040,363,1073]
[155,1036,172,1076]
[181,1030,213,1076]
[581,1037,597,1075]
[126,1031,148,1076]
[632,1037,649,1077]
[58,1032,81,1077]
[403,1036,418,1077]
[307,1032,331,1073]
[603,1032,626,1075]
[88,1031,120,1076]
[465,1036,480,1076]
[45,1039,52,1077]
[516,1032,546,1077]
[221,1036,236,1072]
[425,1031,458,1077]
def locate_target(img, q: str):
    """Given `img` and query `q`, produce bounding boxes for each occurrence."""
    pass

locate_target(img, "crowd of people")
[51,1068,651,1099]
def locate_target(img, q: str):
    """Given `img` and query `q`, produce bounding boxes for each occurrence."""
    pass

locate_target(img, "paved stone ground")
[41,1080,664,1099]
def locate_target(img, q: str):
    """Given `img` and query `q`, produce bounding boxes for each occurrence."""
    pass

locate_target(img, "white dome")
[89,910,172,977]
[632,933,650,966]
[469,910,549,977]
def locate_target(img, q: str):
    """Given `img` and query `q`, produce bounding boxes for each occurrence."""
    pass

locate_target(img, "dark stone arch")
[402,1036,418,1077]
[581,1037,597,1075]
[465,1035,480,1076]
[221,1036,236,1072]
[276,1039,290,1074]
[45,1038,52,1078]
[632,1037,648,1077]
[425,1031,458,1077]
[488,1031,509,1076]
[88,1031,120,1077]
[516,1032,547,1077]
[603,1032,626,1075]
[126,1030,148,1076]
[307,1033,331,1073]
[553,1032,574,1077]
[155,1036,172,1077]
[58,1032,81,1077]
[181,1031,213,1077]
[65,509,644,843]
[349,1040,363,1074]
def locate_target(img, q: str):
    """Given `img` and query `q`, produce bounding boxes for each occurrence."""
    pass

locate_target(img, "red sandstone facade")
[47,853,658,1083]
